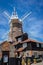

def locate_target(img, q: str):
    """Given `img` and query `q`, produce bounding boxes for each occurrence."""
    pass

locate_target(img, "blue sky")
[0,0,43,43]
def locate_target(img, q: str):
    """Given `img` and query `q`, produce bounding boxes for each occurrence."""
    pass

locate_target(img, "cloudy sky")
[0,0,43,42]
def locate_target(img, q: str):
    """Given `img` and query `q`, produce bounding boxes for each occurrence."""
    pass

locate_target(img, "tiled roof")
[0,41,10,46]
[12,39,43,46]
[1,38,43,47]
[23,39,43,44]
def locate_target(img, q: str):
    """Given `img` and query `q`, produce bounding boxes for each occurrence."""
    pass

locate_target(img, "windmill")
[2,8,32,41]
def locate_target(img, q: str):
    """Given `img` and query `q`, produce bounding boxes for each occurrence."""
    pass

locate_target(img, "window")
[23,43,27,48]
[34,52,38,58]
[37,43,39,47]
[3,55,8,63]
[12,23,17,27]
[18,38,21,42]
[18,28,22,31]
[12,23,22,28]
[41,44,43,48]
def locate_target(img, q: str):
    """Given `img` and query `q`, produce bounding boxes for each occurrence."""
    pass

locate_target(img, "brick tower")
[9,8,23,42]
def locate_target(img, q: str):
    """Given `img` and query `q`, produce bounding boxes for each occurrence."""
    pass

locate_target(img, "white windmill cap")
[11,7,18,19]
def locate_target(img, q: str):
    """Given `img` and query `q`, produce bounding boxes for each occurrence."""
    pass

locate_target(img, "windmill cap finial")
[13,7,16,15]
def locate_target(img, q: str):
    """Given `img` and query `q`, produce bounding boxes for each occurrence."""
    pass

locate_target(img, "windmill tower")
[3,8,32,42]
[9,8,23,42]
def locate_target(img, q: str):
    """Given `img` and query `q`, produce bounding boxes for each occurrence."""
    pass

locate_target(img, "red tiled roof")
[12,39,43,46]
[30,39,43,44]
[12,39,30,46]
[22,39,43,44]
[22,39,30,43]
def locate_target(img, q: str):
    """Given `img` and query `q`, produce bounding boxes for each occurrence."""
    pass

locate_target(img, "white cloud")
[28,19,43,39]
[0,10,10,26]
[0,30,10,43]
[2,30,9,39]
[0,10,10,42]
[0,29,6,37]
[23,15,43,41]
